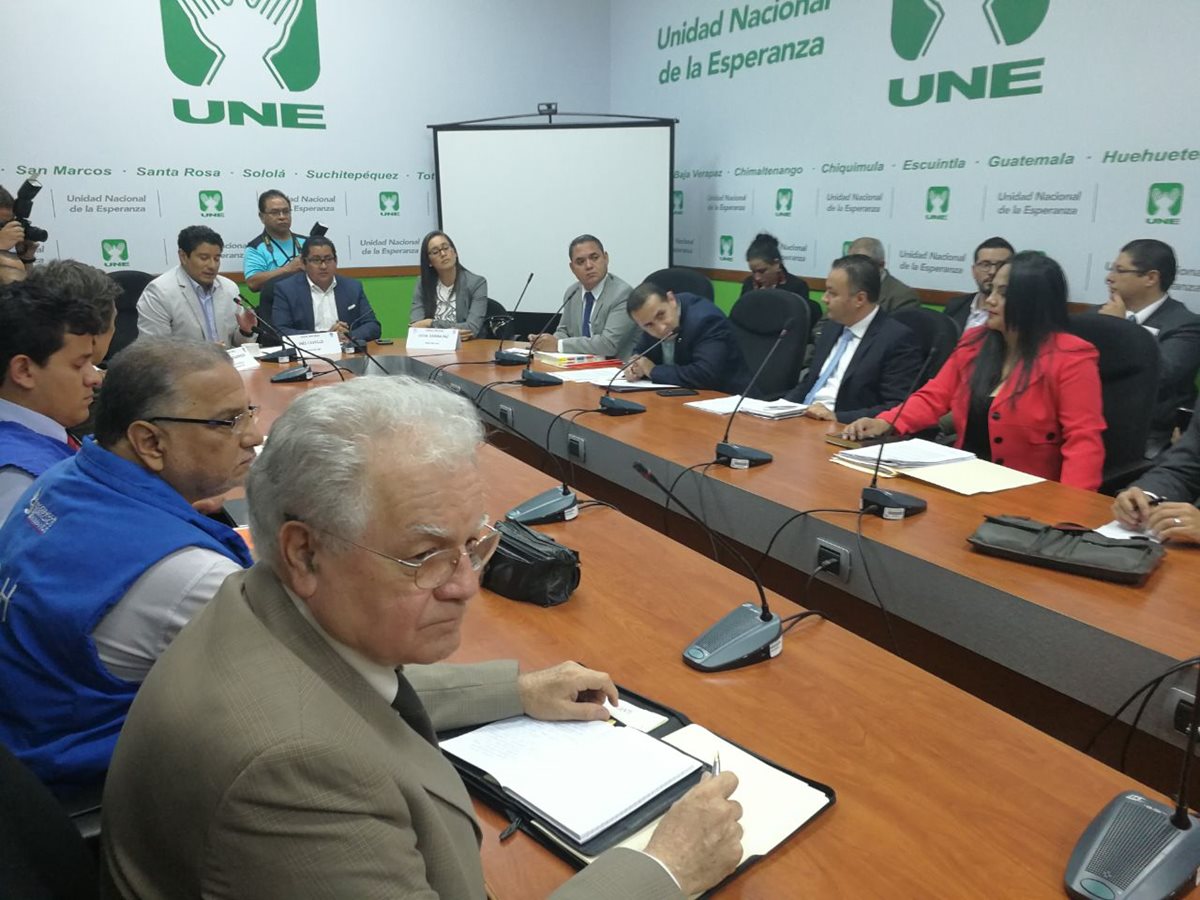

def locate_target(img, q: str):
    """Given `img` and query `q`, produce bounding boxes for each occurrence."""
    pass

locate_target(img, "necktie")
[803,328,854,405]
[582,291,595,338]
[392,671,437,746]
[65,433,81,451]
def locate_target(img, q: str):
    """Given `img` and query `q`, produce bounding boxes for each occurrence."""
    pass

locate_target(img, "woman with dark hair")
[841,251,1105,489]
[740,232,811,298]
[409,231,488,340]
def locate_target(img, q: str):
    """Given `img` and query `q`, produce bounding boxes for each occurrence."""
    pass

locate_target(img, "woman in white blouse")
[409,231,489,340]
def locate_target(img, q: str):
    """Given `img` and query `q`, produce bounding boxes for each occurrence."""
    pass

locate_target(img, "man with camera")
[0,181,48,272]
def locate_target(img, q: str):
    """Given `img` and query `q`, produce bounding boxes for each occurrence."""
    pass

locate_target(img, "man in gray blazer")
[1114,396,1200,543]
[848,236,921,313]
[1099,239,1200,456]
[103,377,743,900]
[137,225,256,346]
[530,234,638,359]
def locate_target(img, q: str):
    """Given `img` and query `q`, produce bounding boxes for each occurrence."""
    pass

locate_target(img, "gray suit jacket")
[136,265,251,346]
[554,273,638,359]
[878,271,921,313]
[102,564,680,900]
[409,268,489,336]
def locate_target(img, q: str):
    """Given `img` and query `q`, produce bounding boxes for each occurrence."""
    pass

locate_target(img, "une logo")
[719,235,734,261]
[379,192,400,216]
[102,239,130,268]
[889,0,1050,108]
[775,188,793,217]
[162,0,326,129]
[925,186,950,220]
[1147,183,1183,225]
[672,191,684,214]
[199,190,224,216]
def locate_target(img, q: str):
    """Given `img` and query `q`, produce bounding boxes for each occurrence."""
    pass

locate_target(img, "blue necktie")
[582,291,595,338]
[803,328,854,405]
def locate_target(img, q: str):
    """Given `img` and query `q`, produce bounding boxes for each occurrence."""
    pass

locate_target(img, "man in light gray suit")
[102,377,743,900]
[137,225,257,346]
[530,234,638,359]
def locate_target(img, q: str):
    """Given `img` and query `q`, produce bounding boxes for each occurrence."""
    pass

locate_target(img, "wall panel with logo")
[609,0,1200,306]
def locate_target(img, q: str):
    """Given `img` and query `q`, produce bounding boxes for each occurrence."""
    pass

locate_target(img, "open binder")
[440,686,835,894]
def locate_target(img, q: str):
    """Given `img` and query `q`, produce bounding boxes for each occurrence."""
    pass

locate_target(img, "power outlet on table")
[1168,687,1198,736]
[498,405,514,428]
[815,539,851,583]
[567,435,586,463]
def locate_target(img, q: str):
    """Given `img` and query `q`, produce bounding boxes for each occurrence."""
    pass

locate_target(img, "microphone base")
[261,348,299,363]
[861,486,927,519]
[520,370,563,387]
[506,487,578,526]
[599,396,646,416]
[494,350,529,367]
[1065,792,1200,900]
[270,365,314,384]
[714,442,773,469]
[683,603,782,672]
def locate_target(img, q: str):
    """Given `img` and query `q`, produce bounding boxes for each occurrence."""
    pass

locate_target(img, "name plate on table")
[407,328,461,352]
[289,331,343,358]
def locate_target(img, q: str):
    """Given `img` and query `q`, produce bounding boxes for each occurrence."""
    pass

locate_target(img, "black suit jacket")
[1138,396,1200,502]
[785,310,923,423]
[633,293,752,394]
[1143,296,1200,454]
[272,272,382,342]
[943,293,977,334]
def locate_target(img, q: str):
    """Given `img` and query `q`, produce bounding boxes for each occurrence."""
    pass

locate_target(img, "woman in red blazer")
[841,251,1106,490]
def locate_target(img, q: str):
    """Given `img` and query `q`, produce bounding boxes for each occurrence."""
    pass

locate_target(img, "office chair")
[727,289,810,399]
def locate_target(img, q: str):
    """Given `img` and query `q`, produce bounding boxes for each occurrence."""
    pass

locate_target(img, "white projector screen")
[434,123,674,317]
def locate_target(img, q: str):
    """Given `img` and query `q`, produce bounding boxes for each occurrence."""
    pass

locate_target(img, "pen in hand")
[712,752,721,776]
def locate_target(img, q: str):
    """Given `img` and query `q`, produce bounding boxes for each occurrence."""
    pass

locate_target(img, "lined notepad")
[442,718,701,844]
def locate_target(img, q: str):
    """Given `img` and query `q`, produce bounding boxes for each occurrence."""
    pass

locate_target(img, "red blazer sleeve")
[1051,344,1106,490]
[878,340,973,433]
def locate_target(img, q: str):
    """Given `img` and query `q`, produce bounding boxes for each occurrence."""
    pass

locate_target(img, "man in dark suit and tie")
[1114,396,1200,543]
[271,236,382,343]
[785,254,923,423]
[625,284,752,394]
[1098,239,1200,456]
[943,237,1014,334]
[529,234,638,359]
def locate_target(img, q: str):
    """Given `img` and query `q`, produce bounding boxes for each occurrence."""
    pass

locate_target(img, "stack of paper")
[534,351,613,369]
[441,717,701,844]
[685,396,809,419]
[835,438,975,469]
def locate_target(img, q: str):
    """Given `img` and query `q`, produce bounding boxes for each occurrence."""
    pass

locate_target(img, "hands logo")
[379,192,400,216]
[672,191,684,214]
[199,190,225,216]
[775,188,793,217]
[925,186,950,219]
[1147,183,1184,225]
[891,0,1050,60]
[101,240,130,268]
[719,235,734,261]
[161,0,320,91]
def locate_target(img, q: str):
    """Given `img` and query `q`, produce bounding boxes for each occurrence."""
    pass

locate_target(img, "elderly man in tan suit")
[102,376,742,899]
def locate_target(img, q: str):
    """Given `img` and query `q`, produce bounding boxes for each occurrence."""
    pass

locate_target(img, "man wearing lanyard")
[137,226,257,346]
[243,190,306,293]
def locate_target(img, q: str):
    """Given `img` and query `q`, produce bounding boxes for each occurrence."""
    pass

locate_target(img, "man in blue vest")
[0,338,261,792]
[0,279,109,521]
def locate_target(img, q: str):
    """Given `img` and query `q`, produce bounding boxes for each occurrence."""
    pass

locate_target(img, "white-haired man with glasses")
[0,338,261,794]
[103,376,744,900]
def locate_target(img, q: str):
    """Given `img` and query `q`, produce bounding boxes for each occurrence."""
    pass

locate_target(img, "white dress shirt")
[964,292,989,331]
[810,306,879,410]
[1131,294,1168,328]
[308,275,339,331]
[434,281,456,323]
[0,398,69,522]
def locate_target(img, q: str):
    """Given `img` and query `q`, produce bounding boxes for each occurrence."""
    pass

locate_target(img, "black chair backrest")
[104,270,154,361]
[1065,313,1160,478]
[727,289,810,399]
[889,307,959,386]
[483,298,512,340]
[643,267,714,301]
[256,276,283,333]
[0,744,98,899]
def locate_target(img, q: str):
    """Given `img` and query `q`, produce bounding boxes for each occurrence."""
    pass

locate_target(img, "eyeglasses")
[1108,265,1146,276]
[427,245,455,257]
[973,260,1007,272]
[147,406,260,434]
[304,521,501,589]
[305,255,336,266]
[263,208,292,218]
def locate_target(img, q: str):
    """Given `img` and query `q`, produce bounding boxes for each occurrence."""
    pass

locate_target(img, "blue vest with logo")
[0,438,253,788]
[0,419,74,482]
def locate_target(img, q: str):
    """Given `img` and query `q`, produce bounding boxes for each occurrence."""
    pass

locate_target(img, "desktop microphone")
[239,300,349,384]
[632,461,782,672]
[1065,660,1200,899]
[520,293,576,387]
[859,346,938,519]
[504,409,579,525]
[714,317,796,468]
[598,329,679,416]
[341,311,392,376]
[495,273,535,366]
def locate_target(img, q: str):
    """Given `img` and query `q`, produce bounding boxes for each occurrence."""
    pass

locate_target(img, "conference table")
[241,350,1178,898]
